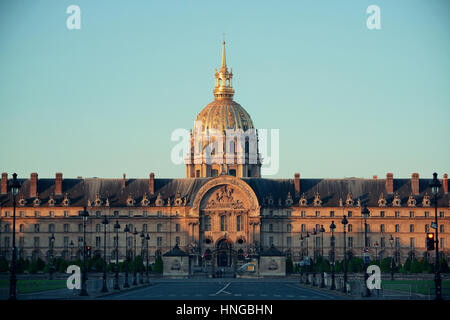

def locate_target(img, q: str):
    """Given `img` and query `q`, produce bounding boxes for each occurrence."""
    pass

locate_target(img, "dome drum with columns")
[185,41,262,179]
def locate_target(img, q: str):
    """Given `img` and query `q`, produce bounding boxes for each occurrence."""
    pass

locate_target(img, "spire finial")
[221,35,227,72]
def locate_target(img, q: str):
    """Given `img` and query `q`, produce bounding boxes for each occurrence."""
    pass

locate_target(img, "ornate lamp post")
[305,232,311,284]
[299,235,304,283]
[361,205,371,297]
[49,233,55,280]
[330,221,336,290]
[113,220,120,290]
[389,234,394,281]
[145,234,150,284]
[8,173,21,300]
[430,172,442,300]
[132,228,138,286]
[341,215,348,293]
[139,231,145,284]
[101,215,109,293]
[123,224,130,288]
[79,206,89,296]
[70,240,74,261]
[319,225,326,288]
[311,228,317,286]
[374,241,379,262]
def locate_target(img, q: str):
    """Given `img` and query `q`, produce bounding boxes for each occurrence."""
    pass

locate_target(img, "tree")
[286,257,294,274]
[153,255,163,273]
[0,256,9,272]
[410,258,422,273]
[440,258,449,273]
[380,257,392,273]
[403,258,412,273]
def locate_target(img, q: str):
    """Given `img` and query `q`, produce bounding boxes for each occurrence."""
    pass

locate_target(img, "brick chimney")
[55,173,63,195]
[386,173,394,194]
[1,173,7,194]
[122,173,126,189]
[294,173,300,196]
[149,172,155,195]
[373,175,378,180]
[411,173,419,195]
[30,172,38,198]
[443,173,448,194]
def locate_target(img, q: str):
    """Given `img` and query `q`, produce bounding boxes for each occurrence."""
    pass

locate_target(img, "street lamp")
[49,233,55,280]
[113,220,120,290]
[139,231,145,284]
[311,228,317,286]
[389,234,394,281]
[79,206,89,296]
[341,215,348,293]
[305,232,310,285]
[145,234,150,284]
[374,241,379,262]
[430,172,442,300]
[361,205,371,297]
[319,225,326,288]
[123,224,130,288]
[8,173,21,300]
[299,235,304,283]
[101,215,109,293]
[330,221,336,290]
[132,228,138,286]
[70,240,74,261]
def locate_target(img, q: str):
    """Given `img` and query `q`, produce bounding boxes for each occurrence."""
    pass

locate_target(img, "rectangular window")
[395,237,400,248]
[269,236,274,247]
[64,211,69,217]
[143,211,148,217]
[19,237,24,248]
[96,237,101,248]
[176,236,180,245]
[64,237,69,248]
[63,224,69,232]
[380,224,385,233]
[287,237,292,248]
[440,211,444,218]
[204,216,211,231]
[315,237,320,247]
[49,224,55,233]
[440,238,445,249]
[34,224,40,233]
[315,211,320,217]
[410,224,414,233]
[4,237,10,248]
[269,224,273,232]
[440,225,444,233]
[96,224,101,233]
[348,224,352,232]
[96,211,101,217]
[380,237,385,248]
[425,224,429,233]
[330,211,335,218]
[348,237,353,247]
[301,211,306,218]
[78,224,83,233]
[237,216,243,232]
[49,211,54,217]
[395,224,399,233]
[380,211,385,218]
[35,211,40,217]
[128,211,133,217]
[78,237,83,248]
[174,224,179,232]
[410,211,414,218]
[425,211,429,218]
[395,211,400,218]
[221,215,228,231]
[157,237,163,247]
[19,211,24,218]
[34,237,39,248]
[301,224,305,232]
[114,211,119,217]
[143,224,148,232]
[347,211,352,218]
[410,237,415,249]
[157,224,162,232]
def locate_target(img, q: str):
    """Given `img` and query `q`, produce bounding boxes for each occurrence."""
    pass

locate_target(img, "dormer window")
[141,194,150,206]
[33,196,41,207]
[18,197,27,207]
[126,194,135,207]
[62,193,71,206]
[422,194,431,207]
[155,193,164,206]
[345,193,354,206]
[392,193,401,207]
[94,194,103,207]
[378,193,387,207]
[407,194,416,207]
[48,196,55,207]
[299,193,307,206]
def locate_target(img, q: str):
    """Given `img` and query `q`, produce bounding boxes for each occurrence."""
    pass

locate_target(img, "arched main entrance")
[217,239,232,267]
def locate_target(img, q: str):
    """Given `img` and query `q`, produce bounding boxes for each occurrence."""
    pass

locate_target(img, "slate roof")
[0,176,448,208]
[163,244,189,256]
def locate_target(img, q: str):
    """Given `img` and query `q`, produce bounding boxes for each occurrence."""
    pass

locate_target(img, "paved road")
[99,281,346,300]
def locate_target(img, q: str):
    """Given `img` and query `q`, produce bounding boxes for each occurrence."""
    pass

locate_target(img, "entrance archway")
[216,239,232,267]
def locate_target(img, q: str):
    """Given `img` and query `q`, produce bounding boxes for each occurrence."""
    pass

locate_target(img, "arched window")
[220,215,227,231]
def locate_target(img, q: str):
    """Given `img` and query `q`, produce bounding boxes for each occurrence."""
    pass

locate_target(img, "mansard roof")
[0,176,448,208]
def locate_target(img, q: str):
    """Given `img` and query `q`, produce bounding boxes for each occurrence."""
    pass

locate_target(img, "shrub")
[153,255,163,273]
[286,257,294,274]
[0,256,9,272]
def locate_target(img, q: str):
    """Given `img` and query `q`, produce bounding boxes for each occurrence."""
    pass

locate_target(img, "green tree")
[403,258,412,273]
[410,258,422,273]
[286,257,294,274]
[0,256,9,272]
[380,257,392,273]
[440,258,449,273]
[94,257,105,272]
[153,255,163,273]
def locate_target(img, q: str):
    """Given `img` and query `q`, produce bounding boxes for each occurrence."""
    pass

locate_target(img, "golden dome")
[194,99,254,133]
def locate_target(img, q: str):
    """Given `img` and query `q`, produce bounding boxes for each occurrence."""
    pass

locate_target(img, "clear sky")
[0,0,449,180]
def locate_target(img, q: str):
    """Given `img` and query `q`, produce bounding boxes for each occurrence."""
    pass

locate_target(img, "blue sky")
[0,0,449,179]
